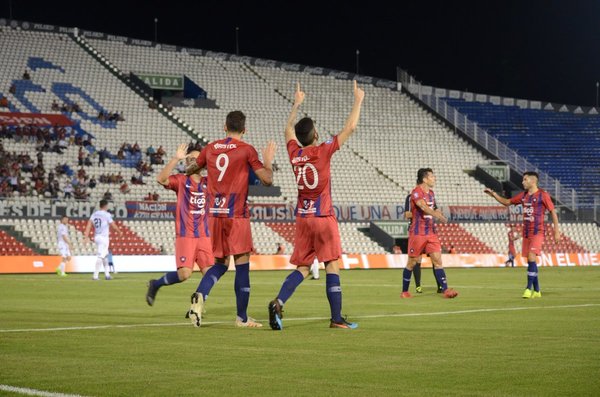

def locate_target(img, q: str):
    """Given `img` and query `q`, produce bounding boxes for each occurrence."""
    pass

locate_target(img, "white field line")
[1,303,598,334]
[0,384,89,397]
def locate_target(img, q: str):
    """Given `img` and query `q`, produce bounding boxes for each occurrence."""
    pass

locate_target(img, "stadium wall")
[1,253,598,274]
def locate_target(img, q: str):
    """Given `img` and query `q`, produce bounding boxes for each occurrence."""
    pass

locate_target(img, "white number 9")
[216,153,229,182]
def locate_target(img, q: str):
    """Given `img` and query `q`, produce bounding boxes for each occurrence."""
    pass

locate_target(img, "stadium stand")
[1,25,599,257]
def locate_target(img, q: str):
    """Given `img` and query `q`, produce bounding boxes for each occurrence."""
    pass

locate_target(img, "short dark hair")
[416,168,433,184]
[523,171,539,180]
[225,111,246,133]
[295,117,316,147]
[99,199,108,208]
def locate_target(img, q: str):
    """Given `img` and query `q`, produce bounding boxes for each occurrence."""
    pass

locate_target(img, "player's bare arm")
[416,198,448,224]
[157,143,190,185]
[550,209,561,242]
[337,80,365,146]
[110,222,123,238]
[285,83,305,143]
[255,141,277,186]
[83,220,92,243]
[484,188,512,206]
[404,211,413,220]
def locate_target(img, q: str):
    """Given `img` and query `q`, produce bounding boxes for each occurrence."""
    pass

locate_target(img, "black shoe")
[146,280,158,306]
[437,287,443,294]
[268,299,283,330]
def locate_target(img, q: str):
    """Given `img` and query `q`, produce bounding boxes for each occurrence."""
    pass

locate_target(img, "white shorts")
[94,235,110,258]
[58,243,71,258]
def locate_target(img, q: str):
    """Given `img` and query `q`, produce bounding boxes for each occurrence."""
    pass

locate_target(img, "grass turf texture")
[1,267,599,396]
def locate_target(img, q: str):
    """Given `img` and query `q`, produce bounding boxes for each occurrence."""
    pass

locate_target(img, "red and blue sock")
[234,263,250,322]
[433,268,448,291]
[402,268,412,292]
[197,263,228,298]
[527,261,538,290]
[277,270,304,305]
[152,271,181,289]
[326,273,343,323]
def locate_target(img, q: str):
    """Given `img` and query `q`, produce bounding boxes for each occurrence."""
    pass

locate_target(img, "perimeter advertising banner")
[0,112,74,126]
[1,253,598,273]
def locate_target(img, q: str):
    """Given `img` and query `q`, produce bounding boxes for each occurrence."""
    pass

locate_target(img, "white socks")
[93,257,103,279]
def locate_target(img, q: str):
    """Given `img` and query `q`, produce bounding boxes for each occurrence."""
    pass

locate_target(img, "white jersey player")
[84,200,122,280]
[56,216,71,277]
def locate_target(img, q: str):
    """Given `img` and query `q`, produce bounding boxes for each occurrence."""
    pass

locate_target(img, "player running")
[268,81,364,330]
[188,111,276,328]
[401,168,458,299]
[485,171,560,298]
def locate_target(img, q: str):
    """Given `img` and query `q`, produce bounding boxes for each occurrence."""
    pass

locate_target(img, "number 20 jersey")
[196,137,265,218]
[287,136,339,218]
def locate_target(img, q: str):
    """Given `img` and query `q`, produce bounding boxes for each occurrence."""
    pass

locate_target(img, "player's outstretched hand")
[436,211,448,224]
[353,80,365,102]
[175,143,189,160]
[263,141,277,165]
[294,83,305,106]
[483,188,495,196]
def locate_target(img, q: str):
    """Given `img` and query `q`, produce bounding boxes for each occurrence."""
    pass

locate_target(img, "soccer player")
[505,225,521,268]
[107,248,116,274]
[56,215,71,277]
[484,172,560,298]
[146,143,216,327]
[404,193,443,293]
[401,168,458,299]
[268,81,364,330]
[84,200,123,280]
[190,111,276,328]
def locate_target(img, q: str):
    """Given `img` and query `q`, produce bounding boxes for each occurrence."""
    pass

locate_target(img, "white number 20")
[216,153,229,182]
[294,164,318,190]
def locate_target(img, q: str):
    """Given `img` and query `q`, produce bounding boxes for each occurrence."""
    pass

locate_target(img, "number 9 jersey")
[287,136,339,217]
[196,137,265,218]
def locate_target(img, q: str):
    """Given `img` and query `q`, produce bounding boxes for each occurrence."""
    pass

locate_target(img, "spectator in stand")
[449,245,457,254]
[276,243,285,255]
[392,245,402,254]
[98,147,108,166]
[119,181,130,194]
[23,70,31,80]
[103,190,113,201]
[152,191,160,201]
[78,147,85,166]
[63,182,74,199]
[51,100,60,111]
[88,176,97,189]
[0,95,8,108]
[9,83,16,95]
[146,145,156,156]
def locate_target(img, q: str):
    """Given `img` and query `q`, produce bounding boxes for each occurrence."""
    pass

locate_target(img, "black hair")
[226,111,246,133]
[416,168,433,184]
[294,117,316,147]
[99,199,108,208]
[523,171,539,180]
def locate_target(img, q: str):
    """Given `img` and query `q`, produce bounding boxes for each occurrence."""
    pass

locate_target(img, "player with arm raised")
[485,171,560,298]
[401,168,458,299]
[84,200,123,280]
[268,81,364,330]
[190,111,276,328]
[145,143,215,327]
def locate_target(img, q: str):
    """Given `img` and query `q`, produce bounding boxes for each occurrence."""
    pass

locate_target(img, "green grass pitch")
[1,267,599,396]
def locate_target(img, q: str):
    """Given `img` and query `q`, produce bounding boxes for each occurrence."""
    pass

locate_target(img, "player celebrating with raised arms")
[485,171,560,298]
[188,111,276,328]
[268,81,364,330]
[145,143,214,328]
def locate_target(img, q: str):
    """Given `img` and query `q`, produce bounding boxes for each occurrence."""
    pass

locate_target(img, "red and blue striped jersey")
[196,137,264,218]
[165,174,209,238]
[408,185,437,236]
[287,136,339,217]
[509,189,554,237]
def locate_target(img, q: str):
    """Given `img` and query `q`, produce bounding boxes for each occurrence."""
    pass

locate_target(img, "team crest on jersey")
[180,256,186,263]
[413,193,419,198]
[302,199,314,209]
[410,248,414,253]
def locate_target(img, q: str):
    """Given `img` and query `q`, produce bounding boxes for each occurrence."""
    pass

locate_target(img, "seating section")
[462,222,592,254]
[435,223,495,254]
[0,28,599,256]
[0,229,35,255]
[443,98,600,206]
